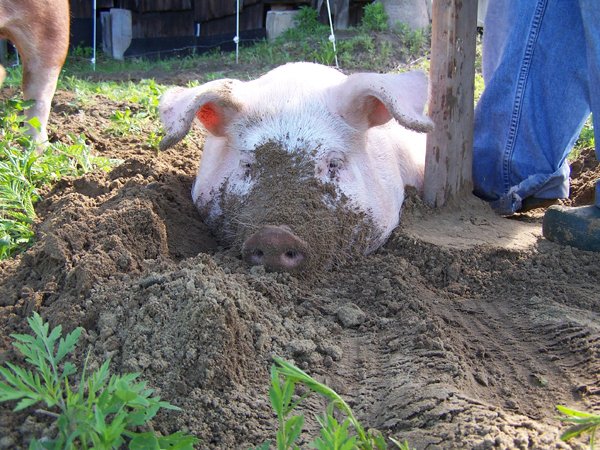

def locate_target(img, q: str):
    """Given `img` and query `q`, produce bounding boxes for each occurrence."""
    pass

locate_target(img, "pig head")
[160,62,432,272]
[0,0,70,145]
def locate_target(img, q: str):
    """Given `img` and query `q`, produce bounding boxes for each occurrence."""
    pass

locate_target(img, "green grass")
[0,313,198,449]
[0,98,116,259]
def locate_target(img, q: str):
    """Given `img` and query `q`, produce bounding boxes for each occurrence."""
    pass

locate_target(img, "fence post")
[424,0,478,207]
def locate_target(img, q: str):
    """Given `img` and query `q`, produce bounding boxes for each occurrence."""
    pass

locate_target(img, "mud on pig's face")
[158,62,432,273]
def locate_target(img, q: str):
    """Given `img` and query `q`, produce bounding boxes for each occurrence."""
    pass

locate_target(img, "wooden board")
[120,0,192,13]
[131,11,194,38]
[199,3,265,36]
[70,0,115,18]
[194,0,262,22]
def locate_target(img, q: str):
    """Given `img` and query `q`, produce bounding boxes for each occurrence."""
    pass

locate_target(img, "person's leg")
[542,0,600,252]
[474,0,591,215]
[579,0,600,209]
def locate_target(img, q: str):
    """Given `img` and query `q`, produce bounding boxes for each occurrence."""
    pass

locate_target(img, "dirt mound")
[0,83,599,449]
[568,146,600,207]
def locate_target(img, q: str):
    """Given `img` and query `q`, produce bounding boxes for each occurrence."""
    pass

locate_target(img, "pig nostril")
[248,249,264,265]
[281,249,305,268]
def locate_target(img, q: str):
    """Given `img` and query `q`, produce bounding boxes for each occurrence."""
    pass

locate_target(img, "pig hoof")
[242,226,308,272]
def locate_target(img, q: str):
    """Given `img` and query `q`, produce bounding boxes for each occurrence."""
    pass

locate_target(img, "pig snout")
[242,225,308,272]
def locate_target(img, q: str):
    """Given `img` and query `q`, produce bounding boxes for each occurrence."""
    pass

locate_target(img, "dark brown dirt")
[0,68,598,450]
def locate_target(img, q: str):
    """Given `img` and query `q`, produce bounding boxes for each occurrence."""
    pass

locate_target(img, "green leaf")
[14,396,41,411]
[560,423,596,441]
[27,116,42,133]
[157,399,181,411]
[269,365,283,419]
[89,359,111,394]
[390,437,412,450]
[557,405,599,419]
[156,431,200,449]
[283,414,304,448]
[129,432,161,450]
[56,327,82,363]
[62,362,77,379]
[114,379,139,403]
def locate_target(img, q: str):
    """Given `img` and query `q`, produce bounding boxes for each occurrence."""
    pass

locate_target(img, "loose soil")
[0,62,598,449]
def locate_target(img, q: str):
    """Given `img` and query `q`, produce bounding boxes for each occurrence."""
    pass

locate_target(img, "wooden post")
[424,0,478,207]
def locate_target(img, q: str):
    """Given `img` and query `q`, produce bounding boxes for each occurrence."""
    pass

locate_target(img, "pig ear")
[159,79,242,150]
[331,70,433,133]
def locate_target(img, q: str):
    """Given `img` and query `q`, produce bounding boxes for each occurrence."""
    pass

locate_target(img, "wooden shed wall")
[70,0,267,37]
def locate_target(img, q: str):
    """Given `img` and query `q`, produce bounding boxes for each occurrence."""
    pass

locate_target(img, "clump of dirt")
[205,141,377,274]
[0,74,599,450]
[568,146,599,206]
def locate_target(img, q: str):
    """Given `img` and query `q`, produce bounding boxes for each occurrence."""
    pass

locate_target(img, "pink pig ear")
[330,70,433,133]
[159,79,242,150]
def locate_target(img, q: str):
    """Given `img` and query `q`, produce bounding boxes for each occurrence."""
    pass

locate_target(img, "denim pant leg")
[579,0,600,208]
[474,0,593,215]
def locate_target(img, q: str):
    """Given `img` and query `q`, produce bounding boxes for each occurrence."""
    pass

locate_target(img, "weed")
[289,6,326,36]
[577,117,595,148]
[361,2,389,32]
[393,23,430,61]
[556,405,600,449]
[569,116,594,162]
[254,357,411,450]
[106,108,147,137]
[0,312,199,449]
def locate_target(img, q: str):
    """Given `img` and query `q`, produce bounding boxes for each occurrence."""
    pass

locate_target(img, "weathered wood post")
[424,0,478,207]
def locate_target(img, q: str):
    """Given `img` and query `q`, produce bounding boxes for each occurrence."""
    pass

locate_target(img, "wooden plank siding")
[120,0,192,12]
[68,0,372,38]
[196,3,265,37]
[194,0,262,22]
[131,11,195,38]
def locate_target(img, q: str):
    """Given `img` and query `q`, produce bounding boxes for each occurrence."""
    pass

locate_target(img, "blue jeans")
[473,0,600,215]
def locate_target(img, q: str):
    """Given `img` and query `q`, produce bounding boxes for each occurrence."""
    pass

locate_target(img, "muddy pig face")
[159,62,432,272]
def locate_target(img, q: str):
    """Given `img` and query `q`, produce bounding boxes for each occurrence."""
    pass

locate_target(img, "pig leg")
[22,61,64,145]
[3,0,69,146]
[20,24,69,145]
[0,64,5,86]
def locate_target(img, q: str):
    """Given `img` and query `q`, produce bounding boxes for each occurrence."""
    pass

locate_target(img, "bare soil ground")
[0,62,599,449]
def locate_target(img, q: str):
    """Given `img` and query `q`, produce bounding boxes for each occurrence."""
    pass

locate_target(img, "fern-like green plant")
[0,312,199,449]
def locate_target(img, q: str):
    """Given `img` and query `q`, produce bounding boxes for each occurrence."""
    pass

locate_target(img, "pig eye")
[240,159,253,177]
[328,157,343,178]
